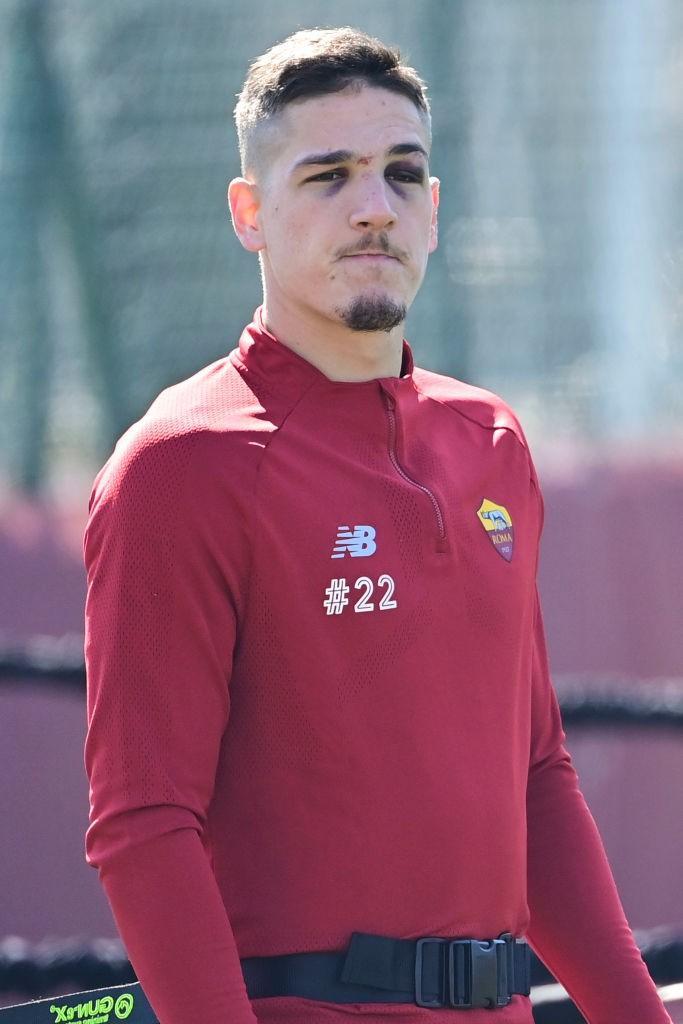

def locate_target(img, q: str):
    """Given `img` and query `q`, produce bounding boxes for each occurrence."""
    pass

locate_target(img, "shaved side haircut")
[233,27,432,181]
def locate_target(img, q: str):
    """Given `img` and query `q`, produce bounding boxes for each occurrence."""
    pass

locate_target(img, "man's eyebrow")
[292,142,428,173]
[293,149,354,171]
[386,143,429,160]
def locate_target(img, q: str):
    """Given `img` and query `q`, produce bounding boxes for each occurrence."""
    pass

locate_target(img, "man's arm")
[525,590,672,1024]
[84,429,258,1024]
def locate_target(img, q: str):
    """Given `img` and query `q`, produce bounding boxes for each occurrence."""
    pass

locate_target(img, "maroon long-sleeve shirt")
[83,307,670,1024]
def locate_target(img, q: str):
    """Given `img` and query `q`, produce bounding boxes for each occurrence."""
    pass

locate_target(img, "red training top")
[84,308,670,1024]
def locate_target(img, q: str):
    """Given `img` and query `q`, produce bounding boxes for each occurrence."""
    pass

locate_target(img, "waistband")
[241,930,531,1009]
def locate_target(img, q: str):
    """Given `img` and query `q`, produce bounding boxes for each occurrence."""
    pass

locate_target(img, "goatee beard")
[338,295,407,333]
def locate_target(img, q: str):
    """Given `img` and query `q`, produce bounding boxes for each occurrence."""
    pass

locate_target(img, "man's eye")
[387,170,424,183]
[308,170,345,182]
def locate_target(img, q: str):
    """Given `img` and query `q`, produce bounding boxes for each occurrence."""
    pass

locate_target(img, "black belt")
[241,931,531,1010]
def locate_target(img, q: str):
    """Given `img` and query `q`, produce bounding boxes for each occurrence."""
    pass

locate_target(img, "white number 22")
[353,574,397,613]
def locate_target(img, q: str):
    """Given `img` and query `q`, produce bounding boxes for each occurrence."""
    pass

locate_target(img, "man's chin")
[336,294,407,333]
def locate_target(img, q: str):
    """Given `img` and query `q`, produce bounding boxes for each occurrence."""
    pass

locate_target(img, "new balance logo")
[331,524,377,559]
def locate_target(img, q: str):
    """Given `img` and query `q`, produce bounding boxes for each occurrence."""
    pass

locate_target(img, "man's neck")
[260,298,405,382]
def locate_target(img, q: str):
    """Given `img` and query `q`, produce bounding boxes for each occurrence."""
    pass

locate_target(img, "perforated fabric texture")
[84,309,671,1024]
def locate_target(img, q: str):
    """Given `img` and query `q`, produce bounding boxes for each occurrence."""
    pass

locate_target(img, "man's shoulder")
[412,364,529,451]
[141,350,268,435]
[89,352,266,505]
[123,350,269,444]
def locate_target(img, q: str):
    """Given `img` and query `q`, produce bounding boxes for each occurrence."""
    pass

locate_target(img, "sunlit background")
[0,1,682,1019]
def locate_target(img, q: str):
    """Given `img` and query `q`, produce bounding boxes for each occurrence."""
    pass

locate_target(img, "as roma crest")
[476,498,514,562]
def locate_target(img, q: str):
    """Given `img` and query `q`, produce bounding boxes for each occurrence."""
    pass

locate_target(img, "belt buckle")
[448,938,511,1009]
[415,935,512,1009]
[415,937,447,1008]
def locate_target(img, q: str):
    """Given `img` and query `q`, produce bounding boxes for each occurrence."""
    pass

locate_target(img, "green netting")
[1,0,682,493]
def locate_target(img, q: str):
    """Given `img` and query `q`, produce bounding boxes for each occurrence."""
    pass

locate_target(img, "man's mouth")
[343,253,399,262]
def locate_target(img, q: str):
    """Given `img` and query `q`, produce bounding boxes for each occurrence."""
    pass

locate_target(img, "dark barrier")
[0,636,85,688]
[2,635,683,729]
[1,931,682,1023]
[2,972,681,1024]
[0,939,135,998]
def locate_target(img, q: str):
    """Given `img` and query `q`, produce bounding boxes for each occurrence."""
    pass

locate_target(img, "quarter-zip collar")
[229,306,446,553]
[230,305,415,402]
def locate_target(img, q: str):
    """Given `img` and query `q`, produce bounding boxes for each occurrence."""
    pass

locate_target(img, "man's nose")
[349,177,397,231]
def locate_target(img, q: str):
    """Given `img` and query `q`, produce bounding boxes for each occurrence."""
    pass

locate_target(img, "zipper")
[383,392,447,546]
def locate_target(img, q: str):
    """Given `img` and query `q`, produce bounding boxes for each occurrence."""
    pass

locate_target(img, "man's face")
[231,85,439,333]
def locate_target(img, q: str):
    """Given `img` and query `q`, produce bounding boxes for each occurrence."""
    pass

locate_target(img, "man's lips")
[342,253,399,262]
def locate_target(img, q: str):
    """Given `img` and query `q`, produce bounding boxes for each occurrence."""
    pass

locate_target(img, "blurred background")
[0,0,681,1020]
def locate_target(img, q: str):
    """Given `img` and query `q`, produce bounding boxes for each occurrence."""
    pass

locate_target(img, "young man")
[83,27,671,1024]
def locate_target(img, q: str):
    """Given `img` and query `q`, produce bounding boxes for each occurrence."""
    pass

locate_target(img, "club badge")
[476,498,514,562]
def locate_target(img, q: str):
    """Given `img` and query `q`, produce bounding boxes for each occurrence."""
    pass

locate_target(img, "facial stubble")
[337,294,407,332]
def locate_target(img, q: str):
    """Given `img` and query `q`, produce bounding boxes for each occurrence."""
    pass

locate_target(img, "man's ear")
[428,176,440,253]
[227,177,266,253]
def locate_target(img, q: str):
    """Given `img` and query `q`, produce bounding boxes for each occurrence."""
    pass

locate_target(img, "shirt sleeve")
[83,428,258,1024]
[525,568,671,1019]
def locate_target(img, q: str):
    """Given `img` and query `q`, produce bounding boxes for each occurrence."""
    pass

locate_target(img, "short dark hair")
[234,26,431,177]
